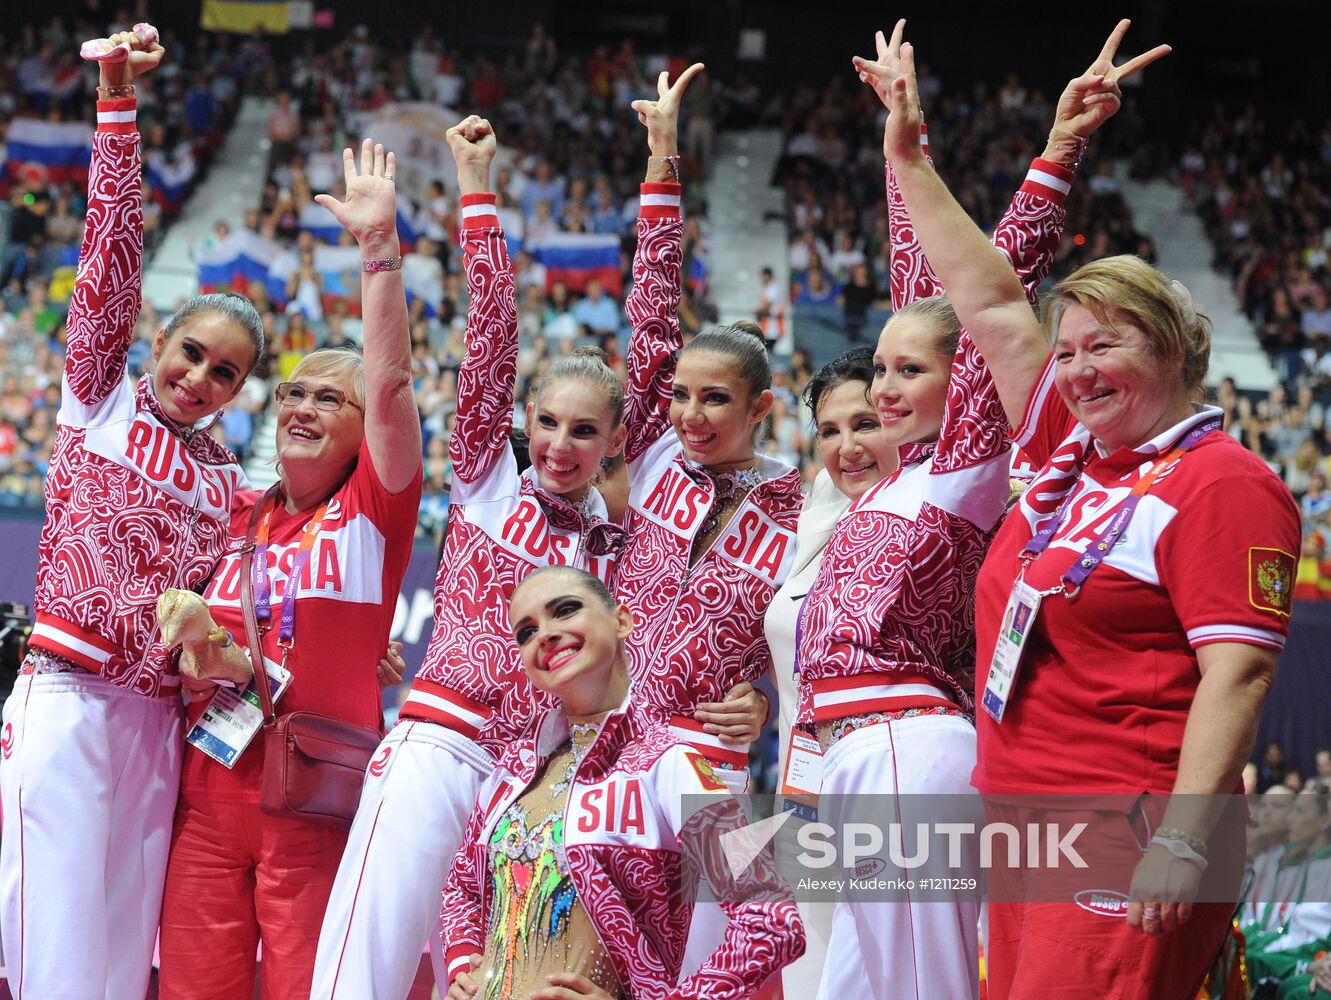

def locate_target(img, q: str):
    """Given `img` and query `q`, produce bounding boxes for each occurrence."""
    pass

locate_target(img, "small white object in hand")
[80,22,159,63]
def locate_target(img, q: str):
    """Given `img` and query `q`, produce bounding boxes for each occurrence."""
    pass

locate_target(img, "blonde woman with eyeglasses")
[156,137,423,1000]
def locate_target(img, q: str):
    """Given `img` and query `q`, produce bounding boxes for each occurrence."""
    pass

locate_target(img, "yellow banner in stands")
[200,1,290,34]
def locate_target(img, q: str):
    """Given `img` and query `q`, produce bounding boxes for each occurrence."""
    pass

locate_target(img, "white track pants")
[816,713,979,1000]
[310,720,491,1000]
[0,672,181,1000]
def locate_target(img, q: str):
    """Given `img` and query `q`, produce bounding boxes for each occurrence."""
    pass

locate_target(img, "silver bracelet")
[361,256,402,273]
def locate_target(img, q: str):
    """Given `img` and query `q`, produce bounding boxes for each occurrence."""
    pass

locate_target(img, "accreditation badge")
[185,655,291,767]
[780,731,823,822]
[981,578,1042,723]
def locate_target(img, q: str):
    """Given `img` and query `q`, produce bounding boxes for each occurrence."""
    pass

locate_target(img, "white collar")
[1091,404,1223,460]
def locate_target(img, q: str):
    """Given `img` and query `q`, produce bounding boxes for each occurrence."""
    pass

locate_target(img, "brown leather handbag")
[239,488,382,830]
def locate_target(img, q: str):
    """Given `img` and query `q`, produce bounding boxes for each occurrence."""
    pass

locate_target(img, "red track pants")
[158,791,347,1000]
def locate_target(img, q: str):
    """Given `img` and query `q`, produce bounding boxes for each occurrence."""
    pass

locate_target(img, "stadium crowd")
[2,18,1331,593]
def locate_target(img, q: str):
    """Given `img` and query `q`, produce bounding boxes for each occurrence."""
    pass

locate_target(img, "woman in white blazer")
[762,345,896,995]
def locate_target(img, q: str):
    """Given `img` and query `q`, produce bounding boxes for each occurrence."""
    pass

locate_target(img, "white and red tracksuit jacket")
[795,152,1077,727]
[613,185,801,765]
[31,98,246,699]
[402,191,676,761]
[440,696,805,998]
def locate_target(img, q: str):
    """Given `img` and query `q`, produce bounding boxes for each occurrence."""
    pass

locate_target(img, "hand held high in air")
[852,19,908,111]
[314,139,400,259]
[882,43,929,165]
[91,26,165,90]
[445,115,498,196]
[1044,19,1172,163]
[631,62,705,158]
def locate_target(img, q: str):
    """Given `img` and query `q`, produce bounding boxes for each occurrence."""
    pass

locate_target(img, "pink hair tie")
[80,22,159,63]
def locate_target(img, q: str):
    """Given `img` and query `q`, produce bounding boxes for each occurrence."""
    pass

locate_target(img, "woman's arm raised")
[620,65,701,464]
[854,19,944,309]
[315,140,421,494]
[441,116,519,486]
[65,30,164,407]
[885,24,1169,426]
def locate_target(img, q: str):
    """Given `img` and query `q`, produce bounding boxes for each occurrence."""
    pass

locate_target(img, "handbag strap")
[240,485,281,725]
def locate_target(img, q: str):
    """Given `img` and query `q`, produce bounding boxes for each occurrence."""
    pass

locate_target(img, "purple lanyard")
[792,590,812,679]
[1022,418,1222,591]
[251,484,330,645]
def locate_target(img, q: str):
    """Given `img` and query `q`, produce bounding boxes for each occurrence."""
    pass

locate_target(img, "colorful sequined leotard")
[479,722,623,999]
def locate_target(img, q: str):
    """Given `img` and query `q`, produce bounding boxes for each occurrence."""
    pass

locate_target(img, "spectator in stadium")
[839,261,878,342]
[266,91,300,173]
[1294,530,1331,599]
[883,25,1297,998]
[573,277,621,336]
[159,138,421,999]
[1244,785,1331,996]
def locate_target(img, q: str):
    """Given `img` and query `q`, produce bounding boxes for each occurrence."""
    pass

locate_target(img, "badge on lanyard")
[780,731,823,821]
[185,654,291,767]
[981,578,1042,723]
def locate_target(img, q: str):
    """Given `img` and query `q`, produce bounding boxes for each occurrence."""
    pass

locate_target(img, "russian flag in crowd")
[527,233,622,296]
[5,119,92,187]
[198,235,376,312]
[197,231,282,293]
[299,196,419,251]
[145,154,194,216]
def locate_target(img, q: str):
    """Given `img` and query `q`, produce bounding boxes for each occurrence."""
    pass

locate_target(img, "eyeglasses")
[275,381,363,412]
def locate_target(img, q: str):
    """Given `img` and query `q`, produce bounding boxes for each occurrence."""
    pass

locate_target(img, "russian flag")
[299,196,418,251]
[5,119,92,187]
[145,153,195,217]
[527,233,622,296]
[394,196,419,252]
[197,231,282,294]
[299,202,344,244]
[311,245,363,297]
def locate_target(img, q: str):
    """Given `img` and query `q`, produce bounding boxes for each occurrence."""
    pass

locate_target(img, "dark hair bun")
[728,319,766,342]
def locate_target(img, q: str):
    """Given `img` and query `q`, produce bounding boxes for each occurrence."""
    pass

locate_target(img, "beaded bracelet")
[97,84,136,100]
[361,256,403,273]
[648,154,681,183]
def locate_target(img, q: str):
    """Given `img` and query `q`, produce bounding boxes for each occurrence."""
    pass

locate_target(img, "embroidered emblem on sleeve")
[684,751,728,792]
[1249,547,1295,617]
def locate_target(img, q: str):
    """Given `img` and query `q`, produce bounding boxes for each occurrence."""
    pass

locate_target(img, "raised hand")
[630,62,705,158]
[1049,19,1171,144]
[314,138,400,256]
[90,26,166,89]
[883,43,928,164]
[852,19,907,111]
[445,115,498,196]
